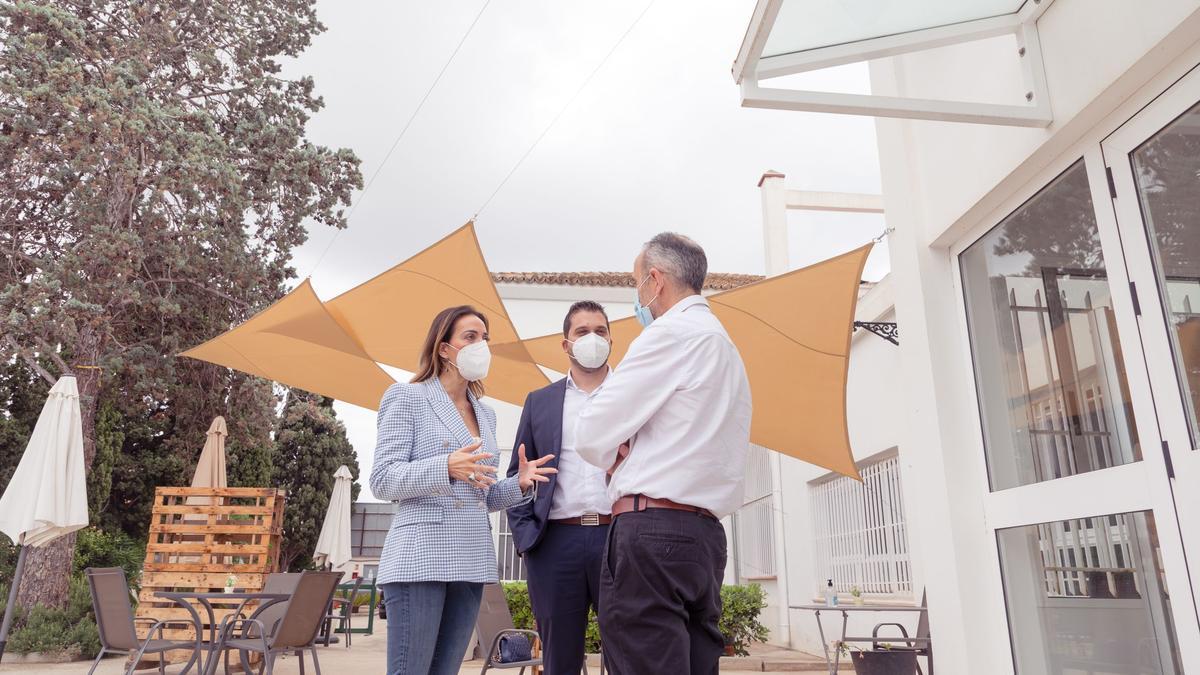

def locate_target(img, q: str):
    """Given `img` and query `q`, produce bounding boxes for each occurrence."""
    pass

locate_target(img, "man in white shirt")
[576,233,752,675]
[506,301,615,675]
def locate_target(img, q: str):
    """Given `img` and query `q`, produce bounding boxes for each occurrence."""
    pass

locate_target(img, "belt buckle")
[580,513,601,526]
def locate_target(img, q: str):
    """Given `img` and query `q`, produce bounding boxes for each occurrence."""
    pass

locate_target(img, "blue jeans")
[381,581,483,675]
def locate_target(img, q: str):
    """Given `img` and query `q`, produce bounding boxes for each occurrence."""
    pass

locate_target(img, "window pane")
[808,453,911,597]
[961,161,1142,490]
[1130,100,1200,445]
[998,511,1182,673]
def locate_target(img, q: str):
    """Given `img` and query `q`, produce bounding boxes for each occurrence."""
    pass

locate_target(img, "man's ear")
[561,338,571,354]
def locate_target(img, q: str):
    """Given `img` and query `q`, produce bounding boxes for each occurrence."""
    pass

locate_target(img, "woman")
[370,305,556,675]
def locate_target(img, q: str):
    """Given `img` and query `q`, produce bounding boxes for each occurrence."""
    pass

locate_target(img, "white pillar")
[759,171,789,277]
[758,170,792,647]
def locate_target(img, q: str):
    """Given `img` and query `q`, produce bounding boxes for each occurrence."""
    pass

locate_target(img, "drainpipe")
[759,170,792,647]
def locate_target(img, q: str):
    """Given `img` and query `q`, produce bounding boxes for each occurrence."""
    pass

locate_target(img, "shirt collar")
[659,294,708,321]
[566,366,611,393]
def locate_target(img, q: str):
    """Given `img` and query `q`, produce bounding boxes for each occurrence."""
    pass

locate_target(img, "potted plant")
[223,574,238,593]
[718,585,770,657]
[850,586,864,606]
[850,644,919,675]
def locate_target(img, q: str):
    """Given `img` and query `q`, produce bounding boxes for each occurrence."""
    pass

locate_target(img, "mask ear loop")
[636,274,660,310]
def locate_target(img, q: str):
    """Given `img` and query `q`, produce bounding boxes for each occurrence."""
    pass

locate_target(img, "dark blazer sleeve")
[506,392,540,555]
[507,392,536,478]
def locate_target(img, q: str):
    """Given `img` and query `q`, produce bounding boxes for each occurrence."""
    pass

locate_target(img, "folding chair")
[476,583,542,675]
[85,567,202,675]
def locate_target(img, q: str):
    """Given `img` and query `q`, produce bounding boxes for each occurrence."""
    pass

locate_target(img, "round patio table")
[156,590,291,675]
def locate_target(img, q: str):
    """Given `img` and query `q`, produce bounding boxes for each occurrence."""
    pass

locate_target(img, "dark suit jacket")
[505,378,566,555]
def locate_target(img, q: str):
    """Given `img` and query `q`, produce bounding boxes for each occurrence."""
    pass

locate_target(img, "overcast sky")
[281,1,886,495]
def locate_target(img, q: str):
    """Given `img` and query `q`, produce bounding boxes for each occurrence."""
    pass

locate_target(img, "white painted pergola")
[757,170,885,277]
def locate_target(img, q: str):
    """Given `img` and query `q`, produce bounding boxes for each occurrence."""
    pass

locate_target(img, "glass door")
[1104,63,1200,637]
[957,152,1199,672]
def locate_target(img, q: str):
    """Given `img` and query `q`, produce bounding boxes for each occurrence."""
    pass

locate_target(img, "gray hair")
[641,232,707,293]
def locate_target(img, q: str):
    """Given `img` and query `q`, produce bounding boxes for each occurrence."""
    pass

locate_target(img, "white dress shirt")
[575,295,752,518]
[548,368,614,519]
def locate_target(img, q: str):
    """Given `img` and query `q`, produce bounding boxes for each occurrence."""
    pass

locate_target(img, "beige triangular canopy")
[324,222,549,406]
[180,280,396,410]
[522,244,872,479]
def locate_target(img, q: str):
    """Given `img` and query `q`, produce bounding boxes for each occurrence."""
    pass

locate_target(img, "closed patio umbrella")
[186,416,227,508]
[313,465,353,571]
[0,376,88,662]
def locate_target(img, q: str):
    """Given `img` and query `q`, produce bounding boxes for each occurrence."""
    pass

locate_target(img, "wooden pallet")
[134,487,285,664]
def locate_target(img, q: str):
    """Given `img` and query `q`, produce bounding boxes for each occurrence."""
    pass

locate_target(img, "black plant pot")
[851,649,918,675]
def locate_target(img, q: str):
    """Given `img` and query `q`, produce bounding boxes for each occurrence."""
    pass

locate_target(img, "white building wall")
[865,1,1200,671]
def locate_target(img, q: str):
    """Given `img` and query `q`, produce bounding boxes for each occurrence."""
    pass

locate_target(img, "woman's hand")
[447,440,497,490]
[517,444,557,492]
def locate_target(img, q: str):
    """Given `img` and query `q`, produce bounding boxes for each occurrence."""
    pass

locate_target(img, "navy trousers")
[523,522,609,675]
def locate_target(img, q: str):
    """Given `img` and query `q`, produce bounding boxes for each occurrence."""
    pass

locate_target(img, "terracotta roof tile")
[491,271,765,291]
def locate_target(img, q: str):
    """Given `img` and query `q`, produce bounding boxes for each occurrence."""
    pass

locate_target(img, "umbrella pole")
[0,534,28,664]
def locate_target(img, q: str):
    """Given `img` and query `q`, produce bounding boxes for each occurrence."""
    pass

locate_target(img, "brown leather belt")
[612,494,716,520]
[549,513,612,526]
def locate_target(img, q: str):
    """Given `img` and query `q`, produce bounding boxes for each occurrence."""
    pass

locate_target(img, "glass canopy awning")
[734,0,1055,126]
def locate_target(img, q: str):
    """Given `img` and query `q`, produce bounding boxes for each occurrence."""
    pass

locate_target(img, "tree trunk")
[14,354,102,610]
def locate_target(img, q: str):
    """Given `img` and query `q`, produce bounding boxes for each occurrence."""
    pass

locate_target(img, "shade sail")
[313,465,354,570]
[522,244,872,479]
[324,222,549,406]
[0,376,88,547]
[186,417,228,508]
[180,280,396,410]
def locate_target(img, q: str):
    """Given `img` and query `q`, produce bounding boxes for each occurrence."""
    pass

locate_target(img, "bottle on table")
[824,579,838,607]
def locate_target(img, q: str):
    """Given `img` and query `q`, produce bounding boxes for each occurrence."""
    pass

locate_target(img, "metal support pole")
[0,534,29,663]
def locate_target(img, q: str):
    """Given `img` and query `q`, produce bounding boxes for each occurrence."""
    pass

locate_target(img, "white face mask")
[446,341,491,382]
[568,332,611,370]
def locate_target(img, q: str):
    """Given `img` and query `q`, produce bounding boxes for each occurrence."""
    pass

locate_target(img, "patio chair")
[871,590,933,675]
[231,572,302,674]
[321,575,362,648]
[85,567,202,675]
[477,583,542,675]
[214,570,341,675]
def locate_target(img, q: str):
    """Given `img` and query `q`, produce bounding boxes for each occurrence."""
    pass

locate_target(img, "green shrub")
[501,582,534,631]
[500,581,767,656]
[73,527,145,585]
[720,584,770,656]
[6,575,101,658]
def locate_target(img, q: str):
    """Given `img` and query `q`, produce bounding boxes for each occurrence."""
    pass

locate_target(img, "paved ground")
[0,615,836,674]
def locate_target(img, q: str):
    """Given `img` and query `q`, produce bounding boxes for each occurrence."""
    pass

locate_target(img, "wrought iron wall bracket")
[853,321,899,345]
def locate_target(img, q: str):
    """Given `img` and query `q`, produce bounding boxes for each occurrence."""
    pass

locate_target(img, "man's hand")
[608,441,631,477]
[517,443,557,492]
[447,440,496,490]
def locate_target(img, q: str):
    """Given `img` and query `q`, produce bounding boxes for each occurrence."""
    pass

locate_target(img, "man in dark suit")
[506,300,614,675]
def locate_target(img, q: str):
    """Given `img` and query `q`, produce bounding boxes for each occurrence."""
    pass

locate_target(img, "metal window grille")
[810,453,912,597]
[496,509,526,582]
[735,445,776,578]
[1037,514,1139,599]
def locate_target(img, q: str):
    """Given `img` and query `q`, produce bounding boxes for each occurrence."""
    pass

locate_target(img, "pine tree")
[274,389,360,571]
[0,0,361,607]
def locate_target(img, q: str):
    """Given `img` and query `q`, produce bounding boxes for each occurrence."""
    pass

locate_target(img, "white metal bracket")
[733,0,1055,127]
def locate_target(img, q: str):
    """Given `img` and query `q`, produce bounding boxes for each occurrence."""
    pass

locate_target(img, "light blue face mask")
[633,274,658,328]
